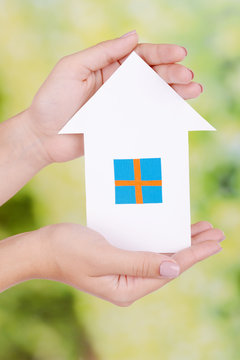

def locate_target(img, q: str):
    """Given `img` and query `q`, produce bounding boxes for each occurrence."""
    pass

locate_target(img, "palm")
[72,222,223,306]
[29,60,123,162]
[96,274,160,306]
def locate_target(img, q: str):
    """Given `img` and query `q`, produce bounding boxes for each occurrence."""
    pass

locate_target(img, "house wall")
[83,130,191,253]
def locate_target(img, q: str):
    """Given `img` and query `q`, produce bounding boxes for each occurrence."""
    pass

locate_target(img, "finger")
[125,240,222,302]
[67,33,138,74]
[191,228,225,245]
[156,221,217,257]
[152,64,194,84]
[102,247,180,279]
[101,60,121,82]
[171,82,203,99]
[132,43,187,65]
[102,56,193,85]
[191,221,213,237]
[173,240,222,272]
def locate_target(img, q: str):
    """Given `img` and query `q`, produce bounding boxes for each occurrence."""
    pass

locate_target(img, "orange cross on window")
[115,159,162,204]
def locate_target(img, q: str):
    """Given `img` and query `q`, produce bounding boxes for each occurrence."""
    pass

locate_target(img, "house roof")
[59,51,215,135]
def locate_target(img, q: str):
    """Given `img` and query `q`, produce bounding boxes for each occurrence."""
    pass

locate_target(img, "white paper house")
[60,51,215,253]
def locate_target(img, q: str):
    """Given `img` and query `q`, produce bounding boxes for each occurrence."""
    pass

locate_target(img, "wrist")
[8,109,52,169]
[0,110,52,205]
[0,229,48,291]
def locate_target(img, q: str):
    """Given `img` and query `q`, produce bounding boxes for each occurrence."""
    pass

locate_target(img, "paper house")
[60,51,215,253]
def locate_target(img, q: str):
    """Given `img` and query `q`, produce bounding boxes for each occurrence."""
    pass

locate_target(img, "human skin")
[0,222,223,306]
[0,31,224,305]
[0,31,203,204]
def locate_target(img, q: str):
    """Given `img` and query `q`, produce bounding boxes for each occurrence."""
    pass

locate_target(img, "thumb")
[71,31,138,72]
[105,247,180,279]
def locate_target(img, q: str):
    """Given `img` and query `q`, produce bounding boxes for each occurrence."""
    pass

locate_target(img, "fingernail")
[219,233,226,242]
[160,262,180,278]
[204,244,223,259]
[188,69,194,79]
[120,30,137,38]
[182,47,188,56]
[213,246,223,255]
[199,83,204,92]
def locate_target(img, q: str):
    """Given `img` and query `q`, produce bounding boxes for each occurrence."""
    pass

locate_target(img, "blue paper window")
[114,158,163,204]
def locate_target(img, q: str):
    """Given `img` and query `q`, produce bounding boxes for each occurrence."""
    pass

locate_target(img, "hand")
[33,221,223,306]
[0,32,203,204]
[0,221,223,303]
[26,31,203,163]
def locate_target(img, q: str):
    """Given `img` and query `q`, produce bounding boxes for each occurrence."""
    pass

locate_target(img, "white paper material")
[60,51,215,253]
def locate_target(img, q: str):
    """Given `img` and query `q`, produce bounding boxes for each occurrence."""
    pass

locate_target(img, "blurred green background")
[0,0,240,359]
